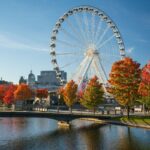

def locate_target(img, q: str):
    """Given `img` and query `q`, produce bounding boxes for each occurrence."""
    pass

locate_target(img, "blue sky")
[0,0,149,83]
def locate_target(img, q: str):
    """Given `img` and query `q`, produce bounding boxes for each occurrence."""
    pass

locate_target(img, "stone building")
[19,76,27,84]
[36,70,67,90]
[28,70,36,89]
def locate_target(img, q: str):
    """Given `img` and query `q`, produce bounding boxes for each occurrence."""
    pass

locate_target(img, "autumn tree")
[80,76,104,113]
[138,61,150,109]
[108,57,141,118]
[36,89,48,101]
[62,80,78,113]
[0,85,8,104]
[14,84,34,101]
[3,84,17,106]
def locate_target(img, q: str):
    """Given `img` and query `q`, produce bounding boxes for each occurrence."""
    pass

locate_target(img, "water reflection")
[0,118,150,150]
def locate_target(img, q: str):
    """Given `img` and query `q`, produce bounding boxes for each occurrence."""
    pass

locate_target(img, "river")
[0,117,150,150]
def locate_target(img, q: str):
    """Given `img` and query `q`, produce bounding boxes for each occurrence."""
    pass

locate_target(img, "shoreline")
[108,115,150,129]
[0,111,150,129]
[107,120,150,129]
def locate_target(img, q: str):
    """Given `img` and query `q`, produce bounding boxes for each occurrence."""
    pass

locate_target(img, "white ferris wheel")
[50,6,125,92]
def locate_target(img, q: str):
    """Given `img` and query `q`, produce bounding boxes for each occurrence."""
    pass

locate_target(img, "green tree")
[108,57,141,118]
[80,76,104,113]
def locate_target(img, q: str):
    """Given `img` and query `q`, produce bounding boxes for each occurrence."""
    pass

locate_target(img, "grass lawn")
[113,116,150,126]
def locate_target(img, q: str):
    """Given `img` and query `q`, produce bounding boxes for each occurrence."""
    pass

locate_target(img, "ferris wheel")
[50,6,125,92]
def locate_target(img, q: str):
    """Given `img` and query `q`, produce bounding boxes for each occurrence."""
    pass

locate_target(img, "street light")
[57,94,60,113]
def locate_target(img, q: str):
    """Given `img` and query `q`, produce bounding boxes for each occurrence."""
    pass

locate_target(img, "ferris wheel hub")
[85,49,99,57]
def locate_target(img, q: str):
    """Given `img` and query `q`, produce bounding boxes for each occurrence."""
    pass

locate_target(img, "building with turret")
[36,70,67,90]
[25,70,67,91]
[19,76,27,84]
[0,78,12,85]
[28,70,36,89]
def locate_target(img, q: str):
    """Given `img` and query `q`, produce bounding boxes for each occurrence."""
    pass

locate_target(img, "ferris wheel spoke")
[95,26,109,47]
[78,56,94,85]
[93,18,100,40]
[83,12,91,44]
[72,56,90,81]
[100,53,120,59]
[60,28,84,45]
[55,51,83,56]
[65,19,85,45]
[94,56,108,81]
[81,13,90,46]
[98,40,120,60]
[57,39,84,49]
[74,14,88,46]
[97,34,115,50]
[60,58,81,69]
[91,13,95,44]
[94,19,103,44]
[99,56,115,66]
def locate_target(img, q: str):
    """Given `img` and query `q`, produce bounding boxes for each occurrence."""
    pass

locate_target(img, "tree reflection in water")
[0,118,150,150]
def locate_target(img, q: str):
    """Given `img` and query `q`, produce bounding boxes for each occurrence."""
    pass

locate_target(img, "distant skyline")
[0,0,150,83]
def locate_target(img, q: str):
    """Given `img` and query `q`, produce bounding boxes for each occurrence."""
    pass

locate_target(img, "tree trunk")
[127,105,130,118]
[143,103,145,115]
[93,107,96,115]
[57,99,60,113]
[70,106,72,114]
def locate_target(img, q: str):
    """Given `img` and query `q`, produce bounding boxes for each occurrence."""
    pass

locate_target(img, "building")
[0,78,12,85]
[26,70,67,91]
[19,76,27,84]
[36,70,67,90]
[28,70,36,89]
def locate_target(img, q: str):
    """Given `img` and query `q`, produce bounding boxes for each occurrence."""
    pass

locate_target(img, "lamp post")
[57,94,60,113]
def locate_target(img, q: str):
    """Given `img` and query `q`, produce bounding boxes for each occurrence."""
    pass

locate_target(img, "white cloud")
[137,39,149,43]
[0,34,49,52]
[126,47,134,54]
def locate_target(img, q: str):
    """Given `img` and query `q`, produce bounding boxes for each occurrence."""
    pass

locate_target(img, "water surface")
[0,117,150,150]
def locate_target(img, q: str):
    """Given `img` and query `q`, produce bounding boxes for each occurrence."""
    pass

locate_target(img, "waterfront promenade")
[0,109,150,129]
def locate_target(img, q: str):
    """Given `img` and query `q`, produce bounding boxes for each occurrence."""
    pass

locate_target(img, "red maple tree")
[108,57,141,117]
[3,85,17,105]
[0,85,9,103]
[138,61,150,107]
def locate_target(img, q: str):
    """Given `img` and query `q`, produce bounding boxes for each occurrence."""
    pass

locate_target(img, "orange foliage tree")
[138,61,150,108]
[3,84,17,106]
[0,85,8,104]
[108,57,141,117]
[14,84,34,101]
[80,76,104,113]
[36,89,48,101]
[62,80,78,113]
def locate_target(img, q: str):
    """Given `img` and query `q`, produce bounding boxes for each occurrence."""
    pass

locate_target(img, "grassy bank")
[112,116,150,127]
